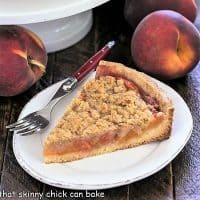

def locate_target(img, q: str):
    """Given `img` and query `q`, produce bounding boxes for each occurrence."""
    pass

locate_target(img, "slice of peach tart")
[43,61,174,163]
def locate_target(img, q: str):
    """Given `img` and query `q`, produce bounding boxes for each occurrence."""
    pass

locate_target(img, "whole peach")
[0,25,47,96]
[124,0,198,29]
[131,10,200,80]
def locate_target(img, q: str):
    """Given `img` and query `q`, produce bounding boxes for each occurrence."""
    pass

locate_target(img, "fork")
[6,41,115,135]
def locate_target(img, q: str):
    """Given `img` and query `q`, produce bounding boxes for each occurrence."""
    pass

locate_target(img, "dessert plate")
[13,72,193,190]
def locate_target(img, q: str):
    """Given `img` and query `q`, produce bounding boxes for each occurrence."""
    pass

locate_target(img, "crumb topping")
[46,76,157,144]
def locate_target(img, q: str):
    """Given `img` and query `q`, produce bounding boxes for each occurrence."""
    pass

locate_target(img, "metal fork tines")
[6,114,49,135]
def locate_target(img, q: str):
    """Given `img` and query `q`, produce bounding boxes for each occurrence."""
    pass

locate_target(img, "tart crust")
[44,61,174,163]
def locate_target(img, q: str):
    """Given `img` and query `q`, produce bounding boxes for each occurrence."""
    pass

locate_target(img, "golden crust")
[44,61,174,163]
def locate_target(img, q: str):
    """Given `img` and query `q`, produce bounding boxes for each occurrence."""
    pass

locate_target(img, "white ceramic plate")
[13,72,193,190]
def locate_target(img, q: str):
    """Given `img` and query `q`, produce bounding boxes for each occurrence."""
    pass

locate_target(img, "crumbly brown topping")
[46,76,157,144]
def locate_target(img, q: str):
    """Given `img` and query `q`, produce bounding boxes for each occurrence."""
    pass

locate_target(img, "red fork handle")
[73,41,115,81]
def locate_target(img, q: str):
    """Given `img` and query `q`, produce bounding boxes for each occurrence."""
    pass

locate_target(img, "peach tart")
[44,61,174,163]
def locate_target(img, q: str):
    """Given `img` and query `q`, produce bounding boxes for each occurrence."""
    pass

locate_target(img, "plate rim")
[12,76,193,190]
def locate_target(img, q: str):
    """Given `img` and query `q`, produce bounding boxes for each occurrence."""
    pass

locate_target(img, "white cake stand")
[0,0,110,52]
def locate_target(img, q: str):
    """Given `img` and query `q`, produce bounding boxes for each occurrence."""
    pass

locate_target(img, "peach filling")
[44,76,163,157]
[44,131,116,156]
[44,116,164,156]
[120,78,160,113]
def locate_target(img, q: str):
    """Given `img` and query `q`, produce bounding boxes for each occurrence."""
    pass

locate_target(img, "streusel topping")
[46,76,155,143]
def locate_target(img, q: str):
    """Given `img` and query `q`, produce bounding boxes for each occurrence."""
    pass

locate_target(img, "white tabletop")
[0,0,110,24]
